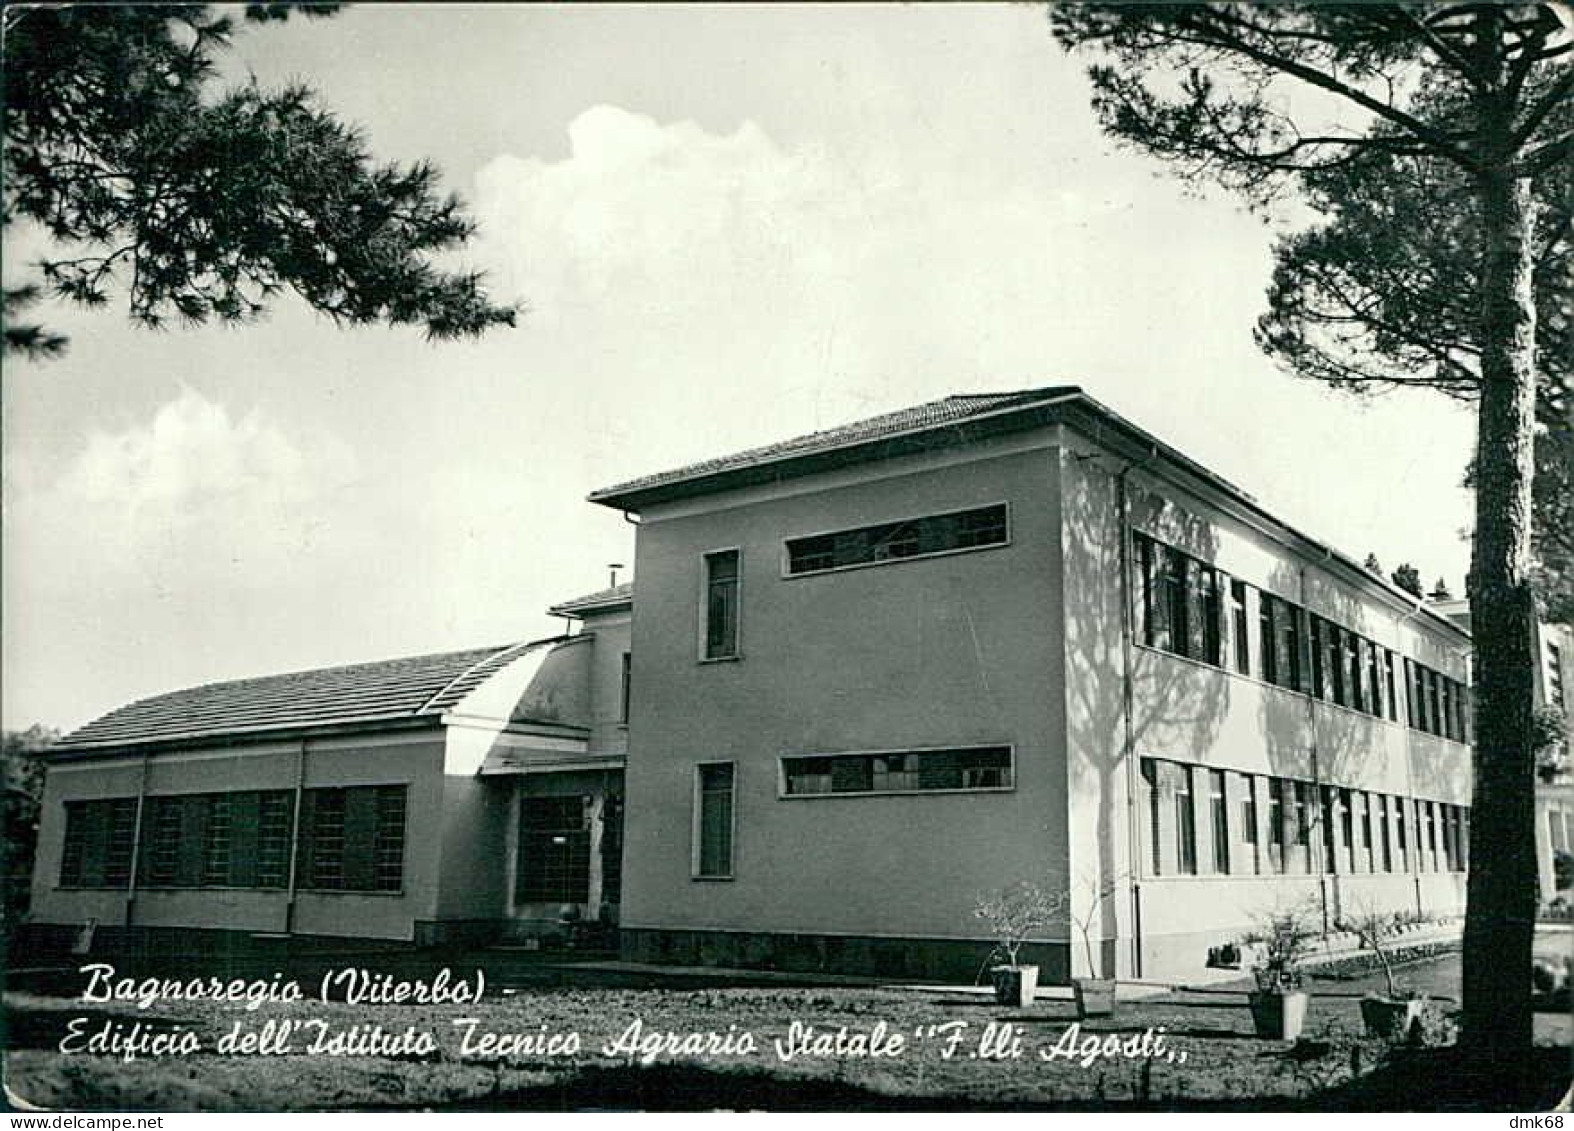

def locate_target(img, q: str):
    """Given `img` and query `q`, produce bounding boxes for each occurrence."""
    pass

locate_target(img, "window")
[516,796,591,903]
[58,799,137,889]
[1142,758,1162,875]
[1175,765,1197,874]
[783,746,1013,796]
[1136,534,1223,666]
[146,796,183,886]
[1359,792,1374,871]
[619,651,632,724]
[1230,580,1250,674]
[373,785,406,893]
[202,794,232,886]
[1339,788,1355,872]
[1384,651,1399,721]
[786,504,1009,576]
[1267,779,1285,873]
[1292,780,1313,871]
[703,550,740,659]
[1403,658,1467,741]
[300,785,408,893]
[1258,594,1303,691]
[1404,802,1416,874]
[1366,640,1384,718]
[256,792,294,889]
[136,790,297,889]
[1549,642,1566,712]
[1378,794,1393,872]
[1345,631,1364,713]
[695,763,735,878]
[1209,769,1229,874]
[1241,773,1260,873]
[1320,786,1339,873]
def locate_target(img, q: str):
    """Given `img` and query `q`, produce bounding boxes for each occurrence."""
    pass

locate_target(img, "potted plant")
[974,880,1064,1007]
[1068,873,1121,1018]
[1337,907,1430,1041]
[1242,903,1316,1040]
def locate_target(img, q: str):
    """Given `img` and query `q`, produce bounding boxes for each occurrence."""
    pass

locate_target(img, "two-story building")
[26,386,1475,983]
[588,386,1474,982]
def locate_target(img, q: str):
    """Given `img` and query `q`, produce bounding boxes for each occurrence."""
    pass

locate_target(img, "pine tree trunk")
[1459,73,1541,1078]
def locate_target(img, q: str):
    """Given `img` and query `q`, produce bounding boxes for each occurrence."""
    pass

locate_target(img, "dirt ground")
[4,949,1570,1112]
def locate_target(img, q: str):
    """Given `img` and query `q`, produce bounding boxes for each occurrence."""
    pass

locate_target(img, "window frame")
[699,547,743,662]
[781,501,1012,580]
[779,744,1015,799]
[693,760,737,880]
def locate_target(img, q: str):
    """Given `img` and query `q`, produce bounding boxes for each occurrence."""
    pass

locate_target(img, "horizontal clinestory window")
[784,503,1009,576]
[782,745,1013,797]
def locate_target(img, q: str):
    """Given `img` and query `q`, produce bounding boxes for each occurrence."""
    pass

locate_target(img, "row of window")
[1140,757,1468,878]
[1135,532,1470,742]
[58,785,407,893]
[702,503,1011,660]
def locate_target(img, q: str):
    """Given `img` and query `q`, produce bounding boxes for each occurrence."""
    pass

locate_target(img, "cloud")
[3,390,359,724]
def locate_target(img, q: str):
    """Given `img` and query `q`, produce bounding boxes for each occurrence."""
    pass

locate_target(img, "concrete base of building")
[620,927,1071,985]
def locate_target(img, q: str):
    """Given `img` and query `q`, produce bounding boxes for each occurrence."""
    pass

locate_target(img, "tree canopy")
[2,4,516,358]
[1050,2,1570,1081]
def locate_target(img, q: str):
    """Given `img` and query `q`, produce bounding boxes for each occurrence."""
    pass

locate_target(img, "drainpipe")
[1302,563,1331,936]
[1395,601,1427,919]
[124,748,152,929]
[1115,451,1158,979]
[283,738,308,936]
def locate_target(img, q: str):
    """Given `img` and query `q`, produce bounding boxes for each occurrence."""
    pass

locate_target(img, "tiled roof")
[57,643,542,753]
[589,386,1082,509]
[549,581,634,617]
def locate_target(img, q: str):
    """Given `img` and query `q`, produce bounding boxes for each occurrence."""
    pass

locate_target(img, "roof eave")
[45,713,448,763]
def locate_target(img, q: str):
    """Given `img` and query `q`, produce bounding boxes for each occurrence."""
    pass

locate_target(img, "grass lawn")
[5,955,1570,1112]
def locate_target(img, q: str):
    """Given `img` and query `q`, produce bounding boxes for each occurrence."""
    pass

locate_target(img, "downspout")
[1304,562,1330,936]
[124,748,151,929]
[283,737,308,936]
[1115,451,1158,979]
[1395,600,1427,918]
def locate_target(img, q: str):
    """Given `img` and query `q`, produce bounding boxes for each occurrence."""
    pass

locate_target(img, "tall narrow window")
[1259,596,1277,685]
[619,651,632,724]
[1396,799,1410,872]
[1345,632,1364,713]
[256,792,294,889]
[703,550,740,660]
[1359,792,1374,871]
[695,762,735,879]
[1209,769,1229,874]
[1231,580,1250,674]
[1320,786,1339,873]
[1142,758,1161,876]
[373,785,407,892]
[308,790,347,889]
[203,794,232,886]
[1378,794,1393,872]
[1292,780,1312,871]
[1175,765,1197,875]
[1310,617,1326,699]
[1339,787,1355,872]
[1549,642,1566,712]
[1241,773,1260,874]
[1267,778,1285,873]
[1384,651,1398,721]
[1328,623,1347,705]
[1366,640,1384,718]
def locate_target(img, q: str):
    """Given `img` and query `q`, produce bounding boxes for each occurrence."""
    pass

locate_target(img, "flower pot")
[1073,976,1117,1018]
[990,964,1039,1008]
[1248,989,1309,1040]
[1359,995,1424,1041]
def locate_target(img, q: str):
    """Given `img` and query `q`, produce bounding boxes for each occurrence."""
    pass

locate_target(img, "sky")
[1,4,1477,733]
